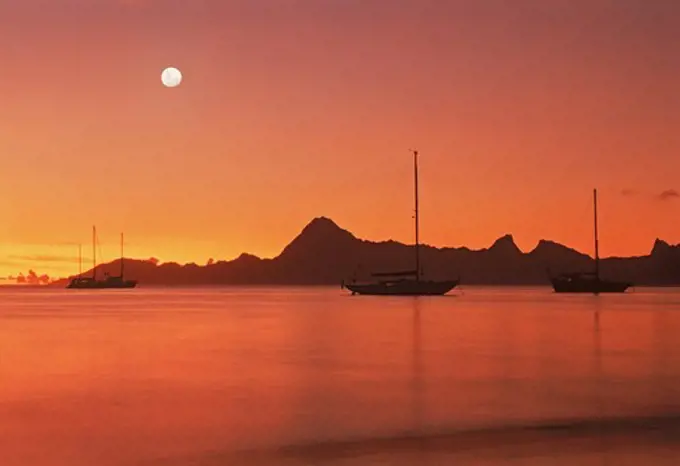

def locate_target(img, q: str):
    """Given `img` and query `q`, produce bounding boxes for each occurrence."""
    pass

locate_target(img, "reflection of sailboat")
[411,298,425,437]
[67,226,137,289]
[591,302,610,465]
[343,151,459,296]
[549,189,631,293]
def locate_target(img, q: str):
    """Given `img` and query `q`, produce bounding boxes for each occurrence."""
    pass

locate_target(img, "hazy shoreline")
[2,283,680,290]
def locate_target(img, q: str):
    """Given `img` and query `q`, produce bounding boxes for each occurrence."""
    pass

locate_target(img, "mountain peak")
[302,216,342,233]
[489,234,521,254]
[531,239,572,253]
[529,239,590,263]
[278,217,356,259]
[295,217,355,242]
[651,238,671,256]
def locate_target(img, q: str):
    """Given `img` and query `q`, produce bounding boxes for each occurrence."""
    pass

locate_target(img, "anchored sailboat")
[67,226,137,289]
[343,150,459,296]
[549,189,631,293]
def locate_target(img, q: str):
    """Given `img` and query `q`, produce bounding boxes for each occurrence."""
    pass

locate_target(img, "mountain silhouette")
[52,217,680,287]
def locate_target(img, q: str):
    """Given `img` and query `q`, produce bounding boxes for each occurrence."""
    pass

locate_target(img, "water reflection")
[0,287,679,466]
[591,299,608,466]
[409,297,427,461]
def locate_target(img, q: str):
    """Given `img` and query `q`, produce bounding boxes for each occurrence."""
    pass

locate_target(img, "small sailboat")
[549,189,631,293]
[343,150,459,296]
[67,226,138,289]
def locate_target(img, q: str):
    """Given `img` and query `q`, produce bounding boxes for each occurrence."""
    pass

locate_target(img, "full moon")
[161,67,182,88]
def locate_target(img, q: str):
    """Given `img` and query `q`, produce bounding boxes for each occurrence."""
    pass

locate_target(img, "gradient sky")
[1,0,679,278]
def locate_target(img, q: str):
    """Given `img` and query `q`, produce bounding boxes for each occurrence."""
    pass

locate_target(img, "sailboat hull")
[345,279,458,296]
[550,277,630,294]
[67,278,137,289]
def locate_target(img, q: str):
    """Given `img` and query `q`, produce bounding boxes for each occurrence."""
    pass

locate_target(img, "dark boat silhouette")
[343,150,459,296]
[67,226,138,289]
[549,189,631,294]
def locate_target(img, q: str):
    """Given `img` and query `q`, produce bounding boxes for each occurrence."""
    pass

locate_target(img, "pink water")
[1,286,679,465]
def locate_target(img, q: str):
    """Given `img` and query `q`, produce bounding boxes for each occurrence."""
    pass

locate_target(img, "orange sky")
[1,0,679,278]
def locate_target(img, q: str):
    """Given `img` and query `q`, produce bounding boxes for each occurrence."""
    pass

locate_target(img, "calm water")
[1,286,679,465]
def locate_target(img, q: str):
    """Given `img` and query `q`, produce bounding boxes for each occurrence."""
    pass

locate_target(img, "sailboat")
[549,189,631,293]
[343,151,459,296]
[67,226,138,289]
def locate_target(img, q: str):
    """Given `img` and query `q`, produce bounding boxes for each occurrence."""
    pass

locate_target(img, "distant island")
[47,217,679,287]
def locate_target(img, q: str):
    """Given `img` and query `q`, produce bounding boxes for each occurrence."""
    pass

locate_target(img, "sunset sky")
[0,0,678,278]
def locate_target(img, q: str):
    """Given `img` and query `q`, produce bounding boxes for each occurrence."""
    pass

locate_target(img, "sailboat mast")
[92,225,97,280]
[120,233,124,278]
[78,244,82,277]
[414,150,420,280]
[593,189,599,279]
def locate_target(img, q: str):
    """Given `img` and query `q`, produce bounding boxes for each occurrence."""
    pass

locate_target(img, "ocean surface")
[1,286,679,465]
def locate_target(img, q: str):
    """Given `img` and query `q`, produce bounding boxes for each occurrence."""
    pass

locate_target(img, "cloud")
[8,254,81,263]
[0,260,22,267]
[620,188,637,196]
[657,189,679,201]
